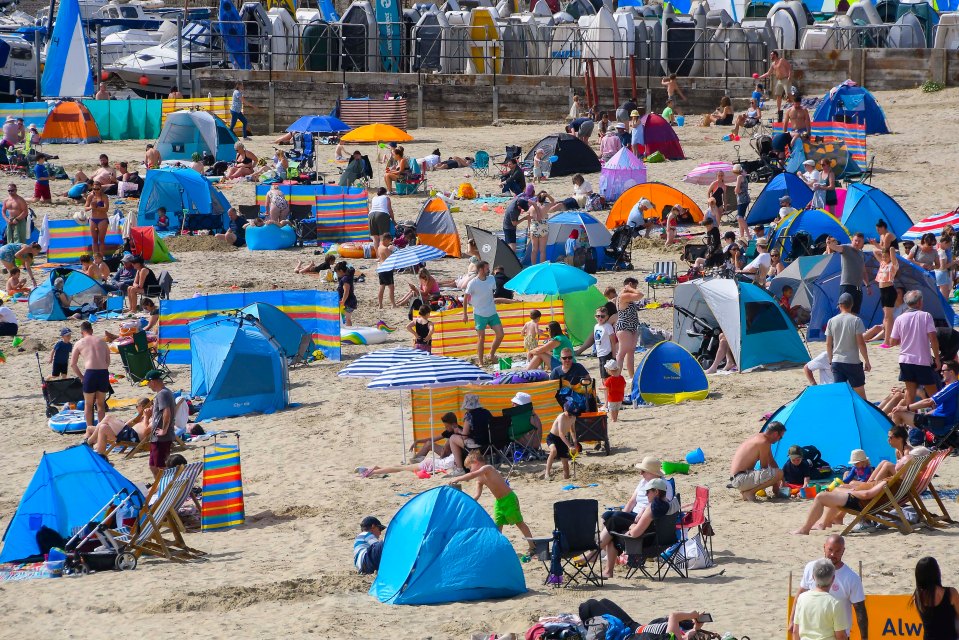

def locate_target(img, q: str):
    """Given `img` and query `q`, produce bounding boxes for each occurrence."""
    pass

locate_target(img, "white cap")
[510,392,532,405]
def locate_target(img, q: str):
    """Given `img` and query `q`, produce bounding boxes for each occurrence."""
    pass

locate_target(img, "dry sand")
[2,86,959,640]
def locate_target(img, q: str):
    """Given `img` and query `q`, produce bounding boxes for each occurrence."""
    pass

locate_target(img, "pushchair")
[675,306,720,370]
[735,136,783,184]
[37,353,112,418]
[62,489,144,573]
[604,224,634,271]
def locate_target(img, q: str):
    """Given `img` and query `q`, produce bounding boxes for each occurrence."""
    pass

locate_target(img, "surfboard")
[319,0,340,21]
[374,0,402,72]
[219,0,250,70]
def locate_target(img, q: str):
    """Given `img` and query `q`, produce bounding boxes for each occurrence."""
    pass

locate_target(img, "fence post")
[417,80,424,129]
[492,84,499,122]
[268,80,275,134]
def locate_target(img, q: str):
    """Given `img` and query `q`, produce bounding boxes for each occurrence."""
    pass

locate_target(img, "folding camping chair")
[470,151,491,177]
[678,486,714,562]
[526,499,604,588]
[472,415,515,471]
[842,155,875,187]
[501,403,544,463]
[237,204,261,224]
[117,331,171,385]
[611,512,688,581]
[144,270,173,301]
[647,261,677,300]
[395,158,426,196]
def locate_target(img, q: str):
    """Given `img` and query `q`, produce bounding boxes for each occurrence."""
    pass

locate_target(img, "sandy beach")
[2,85,959,640]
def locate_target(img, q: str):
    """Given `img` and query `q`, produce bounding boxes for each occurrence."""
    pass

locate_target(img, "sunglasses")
[595,314,606,318]
[561,356,573,361]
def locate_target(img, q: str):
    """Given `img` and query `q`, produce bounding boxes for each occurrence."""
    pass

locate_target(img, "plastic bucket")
[801,485,818,499]
[685,447,705,464]
[676,116,685,127]
[662,460,690,475]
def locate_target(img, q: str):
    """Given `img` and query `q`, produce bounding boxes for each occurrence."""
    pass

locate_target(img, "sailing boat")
[42,0,95,97]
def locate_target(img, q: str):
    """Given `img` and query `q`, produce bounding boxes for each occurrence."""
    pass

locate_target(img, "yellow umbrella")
[340,123,414,143]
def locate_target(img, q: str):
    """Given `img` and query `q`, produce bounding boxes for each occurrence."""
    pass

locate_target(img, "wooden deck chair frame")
[838,454,931,535]
[907,448,954,529]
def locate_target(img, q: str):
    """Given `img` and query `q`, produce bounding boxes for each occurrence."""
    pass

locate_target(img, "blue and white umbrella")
[337,347,430,378]
[376,245,446,273]
[367,355,491,390]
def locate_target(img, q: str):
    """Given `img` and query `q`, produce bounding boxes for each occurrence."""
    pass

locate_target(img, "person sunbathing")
[294,254,337,275]
[84,397,152,455]
[356,453,457,478]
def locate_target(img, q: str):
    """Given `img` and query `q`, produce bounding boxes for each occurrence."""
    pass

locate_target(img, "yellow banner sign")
[787,594,922,639]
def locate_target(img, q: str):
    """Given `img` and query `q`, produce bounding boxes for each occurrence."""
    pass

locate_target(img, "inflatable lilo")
[341,325,390,345]
[49,409,89,434]
[246,224,296,250]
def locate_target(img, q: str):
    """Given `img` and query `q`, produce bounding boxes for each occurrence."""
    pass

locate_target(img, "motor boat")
[90,22,176,67]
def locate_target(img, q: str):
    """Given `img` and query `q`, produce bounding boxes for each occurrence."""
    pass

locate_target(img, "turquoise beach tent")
[746,173,814,226]
[762,383,896,468]
[28,268,105,321]
[812,84,890,135]
[190,315,289,421]
[371,486,526,605]
[238,302,313,361]
[768,209,850,263]
[155,110,238,163]
[840,183,913,239]
[41,0,93,98]
[630,341,708,405]
[138,167,230,231]
[0,446,140,562]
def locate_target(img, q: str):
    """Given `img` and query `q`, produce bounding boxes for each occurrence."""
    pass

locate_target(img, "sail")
[41,0,94,97]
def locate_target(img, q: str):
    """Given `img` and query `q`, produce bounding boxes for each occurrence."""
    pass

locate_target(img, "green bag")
[645,151,666,163]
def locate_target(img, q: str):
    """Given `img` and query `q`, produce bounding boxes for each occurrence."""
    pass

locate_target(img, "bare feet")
[741,491,757,502]
[791,529,810,535]
[542,473,551,481]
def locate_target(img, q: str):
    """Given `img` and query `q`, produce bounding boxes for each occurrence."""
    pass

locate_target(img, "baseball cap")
[60,327,72,336]
[361,516,385,531]
[121,253,134,263]
[144,369,164,381]
[779,195,792,204]
[838,292,854,306]
[787,444,803,457]
[510,391,532,405]
[563,400,582,416]
[614,122,626,129]
[646,478,668,492]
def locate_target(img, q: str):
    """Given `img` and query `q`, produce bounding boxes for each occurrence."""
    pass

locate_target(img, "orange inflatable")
[606,182,704,228]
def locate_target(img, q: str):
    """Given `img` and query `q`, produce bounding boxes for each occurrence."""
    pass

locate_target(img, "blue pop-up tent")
[190,315,289,421]
[812,84,890,135]
[746,173,814,226]
[28,267,105,321]
[0,446,141,562]
[762,383,896,468]
[239,302,313,361]
[138,167,231,231]
[840,183,913,239]
[769,209,850,263]
[371,486,526,605]
[631,341,709,405]
[155,110,238,163]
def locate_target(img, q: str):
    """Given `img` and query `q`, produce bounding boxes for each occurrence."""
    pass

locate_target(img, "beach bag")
[585,193,603,211]
[585,615,629,640]
[457,182,477,199]
[801,445,833,480]
[645,151,665,163]
[679,533,714,570]
[526,624,547,640]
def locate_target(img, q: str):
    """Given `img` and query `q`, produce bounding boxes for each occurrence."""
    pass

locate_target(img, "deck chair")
[679,486,714,561]
[527,499,604,588]
[611,512,687,581]
[117,331,170,385]
[839,454,931,535]
[471,151,491,177]
[149,460,203,533]
[842,155,874,187]
[909,448,954,528]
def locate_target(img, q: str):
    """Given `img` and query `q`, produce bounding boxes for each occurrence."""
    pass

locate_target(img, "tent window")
[744,301,789,335]
[217,126,235,144]
[217,354,277,398]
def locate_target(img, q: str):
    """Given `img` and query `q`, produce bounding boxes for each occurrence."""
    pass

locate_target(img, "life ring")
[49,410,88,434]
[338,242,373,259]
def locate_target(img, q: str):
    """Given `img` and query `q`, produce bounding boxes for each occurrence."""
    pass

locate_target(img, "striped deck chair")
[839,454,931,536]
[909,448,954,529]
[150,461,204,533]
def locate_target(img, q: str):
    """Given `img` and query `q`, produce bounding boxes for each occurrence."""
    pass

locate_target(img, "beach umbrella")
[902,210,959,242]
[682,161,735,186]
[376,244,446,273]
[504,262,597,296]
[340,123,414,143]
[286,115,351,134]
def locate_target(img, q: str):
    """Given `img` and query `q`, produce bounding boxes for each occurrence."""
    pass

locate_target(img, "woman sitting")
[731,98,762,137]
[707,96,734,126]
[384,146,409,195]
[141,297,159,333]
[224,142,257,180]
[527,320,575,370]
[397,268,440,307]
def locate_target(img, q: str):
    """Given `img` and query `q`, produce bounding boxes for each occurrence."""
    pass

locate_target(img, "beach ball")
[101,71,110,81]
[138,75,149,86]
[752,73,759,79]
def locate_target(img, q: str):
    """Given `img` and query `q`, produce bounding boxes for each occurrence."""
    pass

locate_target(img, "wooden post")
[609,56,620,111]
[589,59,599,112]
[268,81,275,134]
[584,63,593,110]
[630,54,638,101]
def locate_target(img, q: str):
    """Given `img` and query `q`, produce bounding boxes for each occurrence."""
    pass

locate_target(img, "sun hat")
[634,456,664,477]
[614,122,626,130]
[646,478,668,492]
[630,109,640,117]
[511,391,532,405]
[848,449,870,465]
[803,159,815,167]
[604,359,621,372]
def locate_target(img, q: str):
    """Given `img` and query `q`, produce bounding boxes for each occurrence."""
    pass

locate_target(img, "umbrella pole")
[400,390,407,464]
[429,387,435,472]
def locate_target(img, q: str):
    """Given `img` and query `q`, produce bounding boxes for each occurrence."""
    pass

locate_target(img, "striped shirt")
[353,532,377,572]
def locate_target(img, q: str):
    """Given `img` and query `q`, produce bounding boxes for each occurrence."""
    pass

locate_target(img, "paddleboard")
[374,0,402,72]
[49,409,88,434]
[220,0,251,69]
[582,7,620,77]
[319,0,341,21]
[467,7,502,75]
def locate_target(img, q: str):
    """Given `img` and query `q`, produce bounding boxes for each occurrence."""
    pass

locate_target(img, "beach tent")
[155,110,238,163]
[599,147,647,202]
[545,285,608,345]
[812,84,890,135]
[896,0,939,47]
[762,383,896,468]
[768,209,850,263]
[903,210,959,242]
[129,226,174,263]
[746,173,814,225]
[673,278,808,372]
[371,486,526,605]
[636,113,684,160]
[522,133,601,177]
[190,315,289,421]
[465,225,523,278]
[40,101,100,144]
[238,302,313,361]
[544,210,612,267]
[138,167,231,231]
[28,267,105,321]
[785,136,860,179]
[415,196,462,257]
[840,183,912,239]
[0,445,140,563]
[607,182,704,228]
[631,341,709,405]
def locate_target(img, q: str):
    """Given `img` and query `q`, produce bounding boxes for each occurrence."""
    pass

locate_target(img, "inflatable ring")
[341,326,389,345]
[338,242,373,259]
[49,410,88,434]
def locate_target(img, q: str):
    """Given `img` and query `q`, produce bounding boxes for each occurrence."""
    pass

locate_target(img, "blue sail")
[41,0,94,97]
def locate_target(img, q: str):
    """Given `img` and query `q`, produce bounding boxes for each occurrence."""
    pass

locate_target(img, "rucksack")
[802,445,834,480]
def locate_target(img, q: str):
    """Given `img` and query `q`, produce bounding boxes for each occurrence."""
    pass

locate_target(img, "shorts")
[716,114,733,126]
[343,304,357,314]
[880,285,897,308]
[82,368,111,394]
[598,353,613,379]
[730,467,778,492]
[530,221,549,238]
[149,440,172,468]
[578,120,594,139]
[378,270,394,286]
[474,312,502,331]
[844,495,862,511]
[419,454,456,473]
[546,432,571,459]
[562,197,579,210]
[493,490,525,527]
[772,76,790,98]
[899,363,938,386]
[34,182,51,201]
[831,361,866,388]
[737,201,749,218]
[936,270,952,287]
[914,413,950,434]
[839,284,863,315]
[607,401,622,412]
[52,361,68,376]
[369,210,391,237]
[502,226,517,245]
[0,243,17,263]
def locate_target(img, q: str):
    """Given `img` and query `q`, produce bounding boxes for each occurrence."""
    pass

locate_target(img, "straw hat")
[634,456,664,477]
[848,449,870,465]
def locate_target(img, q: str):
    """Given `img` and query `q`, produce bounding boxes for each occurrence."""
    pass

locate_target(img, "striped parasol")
[902,210,959,241]
[337,347,430,378]
[376,245,446,273]
[682,162,735,186]
[368,355,492,390]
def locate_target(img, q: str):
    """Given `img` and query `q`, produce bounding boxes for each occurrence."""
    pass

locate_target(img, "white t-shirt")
[802,169,820,186]
[800,561,864,633]
[419,154,441,170]
[626,203,648,228]
[779,206,797,220]
[631,476,676,514]
[744,252,771,272]
[369,194,391,214]
[0,306,16,325]
[575,179,593,196]
[592,322,614,357]
[465,276,497,317]
[806,351,835,384]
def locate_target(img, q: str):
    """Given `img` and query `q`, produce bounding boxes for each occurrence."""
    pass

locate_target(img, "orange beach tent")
[415,196,461,257]
[41,101,101,144]
[606,182,703,228]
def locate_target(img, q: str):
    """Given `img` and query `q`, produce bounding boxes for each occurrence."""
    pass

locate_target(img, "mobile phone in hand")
[697,613,713,623]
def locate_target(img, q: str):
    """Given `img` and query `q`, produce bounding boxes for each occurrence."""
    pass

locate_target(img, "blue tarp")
[371,486,526,605]
[630,341,708,405]
[746,173,814,226]
[812,85,890,135]
[840,183,913,239]
[138,167,230,231]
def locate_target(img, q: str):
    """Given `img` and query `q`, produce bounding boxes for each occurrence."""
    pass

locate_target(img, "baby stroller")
[36,353,113,417]
[605,224,634,271]
[62,489,144,574]
[675,306,720,370]
[736,137,783,184]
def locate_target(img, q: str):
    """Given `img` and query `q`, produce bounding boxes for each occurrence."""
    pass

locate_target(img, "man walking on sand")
[760,50,792,121]
[790,535,868,640]
[826,292,871,400]
[463,261,504,365]
[729,421,785,501]
[70,321,111,430]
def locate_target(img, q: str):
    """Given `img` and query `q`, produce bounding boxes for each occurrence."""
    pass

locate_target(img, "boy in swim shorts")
[544,400,580,480]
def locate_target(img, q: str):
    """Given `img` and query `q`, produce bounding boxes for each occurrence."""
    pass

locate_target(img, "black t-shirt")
[229,216,247,247]
[551,362,591,385]
[783,459,812,485]
[337,272,357,308]
[493,272,514,299]
[503,198,529,231]
[706,226,721,251]
[141,268,158,290]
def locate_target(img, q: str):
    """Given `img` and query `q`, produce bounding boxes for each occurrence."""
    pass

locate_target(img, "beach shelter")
[415,196,462,257]
[768,209,850,263]
[522,133,601,177]
[607,182,704,228]
[190,315,289,421]
[545,285,608,345]
[840,183,912,239]
[40,101,100,144]
[156,110,238,163]
[785,136,860,179]
[544,210,612,267]
[238,302,313,361]
[903,210,959,242]
[370,486,526,605]
[129,226,174,263]
[762,383,896,468]
[0,445,140,563]
[636,113,684,160]
[138,167,231,231]
[40,0,93,98]
[340,123,413,143]
[746,173,813,225]
[812,84,890,135]
[630,341,708,405]
[466,225,523,278]
[673,278,808,372]
[28,268,105,321]
[599,147,647,202]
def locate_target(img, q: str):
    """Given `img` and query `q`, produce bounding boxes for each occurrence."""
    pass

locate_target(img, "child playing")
[32,153,51,203]
[751,82,764,107]
[448,450,535,551]
[661,73,687,109]
[407,305,433,352]
[782,444,812,490]
[356,452,457,478]
[334,261,357,326]
[522,309,542,356]
[603,360,627,422]
[49,327,73,377]
[544,400,580,480]
[376,232,396,309]
[532,149,550,183]
[156,207,170,231]
[5,267,28,295]
[843,449,874,484]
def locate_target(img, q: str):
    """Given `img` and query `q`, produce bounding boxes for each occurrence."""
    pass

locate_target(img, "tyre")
[116,552,137,571]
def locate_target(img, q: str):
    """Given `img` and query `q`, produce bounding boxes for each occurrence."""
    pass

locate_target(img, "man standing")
[353,516,386,575]
[828,234,870,315]
[729,421,785,502]
[502,196,530,251]
[2,182,28,244]
[146,369,175,479]
[144,144,161,169]
[230,82,252,140]
[368,187,395,254]
[791,535,867,640]
[826,293,871,399]
[759,50,793,121]
[94,82,110,100]
[889,290,940,405]
[792,560,851,640]
[463,261,504,365]
[70,321,111,430]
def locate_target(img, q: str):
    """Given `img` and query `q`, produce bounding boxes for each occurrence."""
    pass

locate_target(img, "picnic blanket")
[0,561,59,581]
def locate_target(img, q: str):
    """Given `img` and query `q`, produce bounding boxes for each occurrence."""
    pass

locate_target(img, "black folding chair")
[144,270,173,300]
[611,513,687,581]
[470,416,514,471]
[528,499,603,588]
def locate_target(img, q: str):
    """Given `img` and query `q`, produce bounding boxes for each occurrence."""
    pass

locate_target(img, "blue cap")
[60,327,72,336]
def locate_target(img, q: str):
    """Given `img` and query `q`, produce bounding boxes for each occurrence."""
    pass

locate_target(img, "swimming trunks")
[493,490,524,527]
[82,368,111,394]
[546,432,571,459]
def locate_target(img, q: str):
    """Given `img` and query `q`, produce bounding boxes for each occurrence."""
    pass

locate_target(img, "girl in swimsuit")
[266,183,290,224]
[85,183,109,256]
[224,142,257,180]
[614,277,645,380]
[407,306,434,352]
[707,172,726,210]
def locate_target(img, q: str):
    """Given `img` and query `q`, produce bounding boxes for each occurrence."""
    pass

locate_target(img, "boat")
[934,12,959,48]
[412,6,449,72]
[219,0,248,70]
[339,0,379,72]
[0,34,37,98]
[301,16,339,71]
[267,6,296,70]
[90,25,172,67]
[466,6,501,75]
[581,6,620,77]
[443,8,470,73]
[547,19,580,76]
[239,1,272,69]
